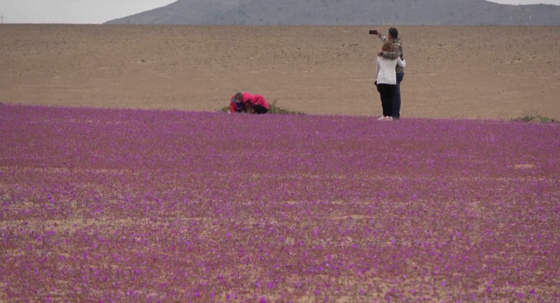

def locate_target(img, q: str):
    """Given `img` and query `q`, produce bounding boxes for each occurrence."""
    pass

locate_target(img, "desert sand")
[1,25,559,119]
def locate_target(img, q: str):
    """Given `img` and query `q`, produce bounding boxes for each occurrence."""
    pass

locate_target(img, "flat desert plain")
[2,25,560,302]
[1,25,559,119]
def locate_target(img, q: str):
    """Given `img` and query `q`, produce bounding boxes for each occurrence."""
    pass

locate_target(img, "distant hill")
[105,0,560,25]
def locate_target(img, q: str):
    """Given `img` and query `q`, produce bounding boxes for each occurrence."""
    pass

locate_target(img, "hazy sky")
[1,0,560,24]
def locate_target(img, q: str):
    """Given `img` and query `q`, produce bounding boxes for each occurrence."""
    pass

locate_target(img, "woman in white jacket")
[376,40,406,121]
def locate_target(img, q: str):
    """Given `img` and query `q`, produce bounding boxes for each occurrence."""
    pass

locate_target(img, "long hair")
[381,40,394,52]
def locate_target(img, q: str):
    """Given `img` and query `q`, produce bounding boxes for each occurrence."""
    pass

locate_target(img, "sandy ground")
[1,25,559,119]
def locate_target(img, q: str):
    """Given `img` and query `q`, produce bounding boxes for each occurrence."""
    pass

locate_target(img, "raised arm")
[375,33,401,60]
[377,33,388,43]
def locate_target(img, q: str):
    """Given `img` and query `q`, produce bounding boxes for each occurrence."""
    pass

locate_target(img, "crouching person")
[229,92,247,113]
[245,93,269,114]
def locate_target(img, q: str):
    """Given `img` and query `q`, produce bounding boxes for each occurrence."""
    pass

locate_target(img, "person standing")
[376,40,406,120]
[372,28,405,120]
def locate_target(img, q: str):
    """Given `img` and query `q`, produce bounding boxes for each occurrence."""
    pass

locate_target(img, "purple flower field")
[1,105,559,302]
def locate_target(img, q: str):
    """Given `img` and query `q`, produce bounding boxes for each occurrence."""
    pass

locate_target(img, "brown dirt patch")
[1,25,559,119]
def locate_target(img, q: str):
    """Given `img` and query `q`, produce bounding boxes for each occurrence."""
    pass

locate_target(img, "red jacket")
[241,92,254,104]
[245,94,269,110]
[229,95,247,113]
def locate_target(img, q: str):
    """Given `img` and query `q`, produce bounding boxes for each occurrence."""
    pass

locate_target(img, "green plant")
[513,112,558,123]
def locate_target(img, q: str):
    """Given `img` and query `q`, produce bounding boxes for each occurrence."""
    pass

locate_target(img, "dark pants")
[253,105,268,114]
[377,83,395,117]
[393,73,404,119]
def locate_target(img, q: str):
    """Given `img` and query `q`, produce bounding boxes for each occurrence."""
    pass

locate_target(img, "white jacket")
[376,56,406,85]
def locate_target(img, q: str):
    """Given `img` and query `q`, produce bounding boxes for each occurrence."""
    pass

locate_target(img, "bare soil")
[1,25,559,118]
